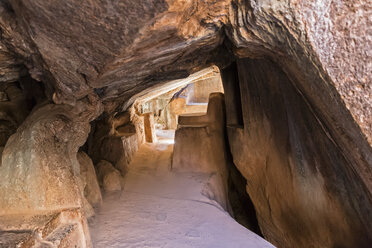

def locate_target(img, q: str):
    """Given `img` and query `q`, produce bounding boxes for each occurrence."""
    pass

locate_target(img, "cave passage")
[0,2,370,247]
[86,68,270,247]
[89,129,271,247]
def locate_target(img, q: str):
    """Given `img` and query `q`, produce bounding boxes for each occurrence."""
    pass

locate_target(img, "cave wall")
[185,75,224,104]
[0,0,370,247]
[0,105,83,213]
[0,75,45,148]
[221,59,372,247]
[0,96,101,246]
[0,96,102,214]
[225,1,372,209]
[86,107,144,176]
[0,1,370,145]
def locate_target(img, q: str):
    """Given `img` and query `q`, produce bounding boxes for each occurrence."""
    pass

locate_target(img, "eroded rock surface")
[0,0,369,140]
[0,0,370,247]
[87,110,142,176]
[0,209,92,247]
[222,59,372,247]
[96,160,122,192]
[0,96,101,247]
[77,151,102,208]
[0,96,102,214]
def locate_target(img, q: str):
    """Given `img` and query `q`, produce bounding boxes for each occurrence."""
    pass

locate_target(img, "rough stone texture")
[77,151,102,208]
[0,45,26,83]
[0,82,27,146]
[87,109,141,175]
[225,2,372,213]
[299,0,372,145]
[222,59,372,247]
[96,160,122,192]
[99,135,138,175]
[0,0,229,109]
[0,76,45,147]
[0,209,92,248]
[0,0,370,145]
[226,0,372,146]
[0,95,102,214]
[0,0,370,247]
[0,94,101,247]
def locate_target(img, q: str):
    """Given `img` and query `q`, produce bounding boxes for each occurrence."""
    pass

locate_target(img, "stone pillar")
[167,97,186,129]
[143,112,157,143]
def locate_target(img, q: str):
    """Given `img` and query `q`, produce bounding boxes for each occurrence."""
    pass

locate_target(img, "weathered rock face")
[0,209,92,247]
[86,109,142,175]
[0,82,27,146]
[0,76,45,146]
[0,0,370,140]
[77,152,102,208]
[0,0,229,109]
[0,96,101,246]
[0,0,371,247]
[222,59,372,247]
[0,96,102,214]
[96,160,122,192]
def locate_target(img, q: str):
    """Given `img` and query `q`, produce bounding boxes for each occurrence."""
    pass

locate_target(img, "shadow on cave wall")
[0,74,45,148]
[220,57,372,247]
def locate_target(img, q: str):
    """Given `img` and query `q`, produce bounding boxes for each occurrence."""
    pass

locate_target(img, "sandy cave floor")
[89,130,274,248]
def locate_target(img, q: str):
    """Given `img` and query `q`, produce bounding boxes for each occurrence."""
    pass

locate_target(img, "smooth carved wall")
[221,59,372,248]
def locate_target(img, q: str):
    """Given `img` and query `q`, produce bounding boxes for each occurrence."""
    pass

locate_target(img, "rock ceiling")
[0,1,371,247]
[0,1,370,139]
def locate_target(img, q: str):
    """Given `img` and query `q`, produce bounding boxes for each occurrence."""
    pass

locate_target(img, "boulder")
[77,151,102,208]
[96,160,122,192]
[99,134,138,175]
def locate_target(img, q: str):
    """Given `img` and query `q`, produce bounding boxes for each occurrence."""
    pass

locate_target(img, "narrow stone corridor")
[89,130,273,248]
